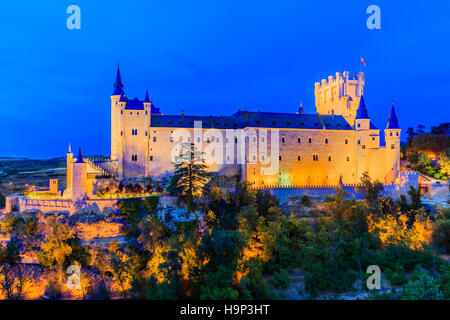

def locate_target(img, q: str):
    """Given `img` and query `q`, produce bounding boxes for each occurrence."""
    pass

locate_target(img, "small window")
[358,140,360,145]
[217,138,220,143]
[130,112,132,115]
[309,138,312,144]
[396,132,399,136]
[297,155,301,161]
[279,155,282,161]
[298,137,301,143]
[170,137,174,142]
[252,137,256,143]
[281,137,285,143]
[235,137,238,143]
[391,144,395,149]
[145,131,148,136]
[137,112,139,115]
[150,156,153,161]
[390,132,393,136]
[362,145,366,149]
[346,156,350,161]
[372,137,375,141]
[357,123,361,128]
[197,137,201,143]
[252,155,256,161]
[121,110,123,115]
[345,139,348,144]
[325,138,328,144]
[261,137,265,143]
[153,137,157,142]
[145,111,148,115]
[121,131,123,136]
[313,154,318,161]
[328,156,331,161]
[206,137,211,143]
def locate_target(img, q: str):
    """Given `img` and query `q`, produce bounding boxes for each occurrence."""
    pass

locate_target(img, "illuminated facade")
[65,67,401,199]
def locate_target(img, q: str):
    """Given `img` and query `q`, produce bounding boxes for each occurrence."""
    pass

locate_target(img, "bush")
[385,264,407,286]
[301,195,311,207]
[401,267,444,300]
[44,278,62,299]
[271,269,290,289]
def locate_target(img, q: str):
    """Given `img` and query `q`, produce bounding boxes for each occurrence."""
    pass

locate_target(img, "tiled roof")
[150,111,353,130]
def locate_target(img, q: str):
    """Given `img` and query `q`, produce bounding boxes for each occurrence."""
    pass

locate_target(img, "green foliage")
[356,172,384,206]
[271,269,290,289]
[384,264,407,285]
[432,208,450,253]
[167,142,211,203]
[401,266,444,300]
[117,198,145,224]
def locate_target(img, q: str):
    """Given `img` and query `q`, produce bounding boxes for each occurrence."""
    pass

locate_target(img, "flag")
[361,57,366,67]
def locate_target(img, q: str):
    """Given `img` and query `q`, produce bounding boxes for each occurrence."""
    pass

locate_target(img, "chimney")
[181,110,184,117]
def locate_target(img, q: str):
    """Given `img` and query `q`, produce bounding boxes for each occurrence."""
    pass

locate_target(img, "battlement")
[314,71,365,120]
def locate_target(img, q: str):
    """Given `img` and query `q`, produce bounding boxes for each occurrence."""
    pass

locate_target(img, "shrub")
[271,269,290,289]
[301,195,311,207]
[45,278,63,299]
[401,267,444,300]
[385,264,407,286]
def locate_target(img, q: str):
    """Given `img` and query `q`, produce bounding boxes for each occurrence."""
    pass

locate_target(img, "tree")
[356,172,384,206]
[167,143,211,205]
[0,240,24,300]
[401,266,444,300]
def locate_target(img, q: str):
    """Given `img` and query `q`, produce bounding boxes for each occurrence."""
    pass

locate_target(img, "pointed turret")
[112,65,124,96]
[68,143,72,154]
[386,102,400,129]
[355,95,369,119]
[119,91,127,102]
[144,90,150,103]
[298,101,304,114]
[75,147,85,163]
[338,175,344,187]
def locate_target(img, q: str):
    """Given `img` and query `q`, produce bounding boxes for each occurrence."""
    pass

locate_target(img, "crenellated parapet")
[315,71,364,120]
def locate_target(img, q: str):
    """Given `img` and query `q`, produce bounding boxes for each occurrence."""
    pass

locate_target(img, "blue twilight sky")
[0,0,449,159]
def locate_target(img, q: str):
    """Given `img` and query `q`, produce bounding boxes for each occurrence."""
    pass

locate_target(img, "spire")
[144,90,150,103]
[68,143,72,154]
[299,101,304,114]
[119,91,127,102]
[338,175,344,187]
[75,147,85,163]
[386,102,400,129]
[355,95,369,119]
[112,65,124,95]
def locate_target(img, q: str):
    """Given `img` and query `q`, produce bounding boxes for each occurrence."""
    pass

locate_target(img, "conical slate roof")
[355,95,369,119]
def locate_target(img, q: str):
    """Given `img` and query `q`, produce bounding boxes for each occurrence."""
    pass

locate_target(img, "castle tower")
[111,65,124,177]
[385,103,401,183]
[314,71,364,122]
[354,95,371,181]
[120,89,151,178]
[72,147,88,202]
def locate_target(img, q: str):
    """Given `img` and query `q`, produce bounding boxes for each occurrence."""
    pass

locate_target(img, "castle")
[61,67,401,201]
[4,67,406,214]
